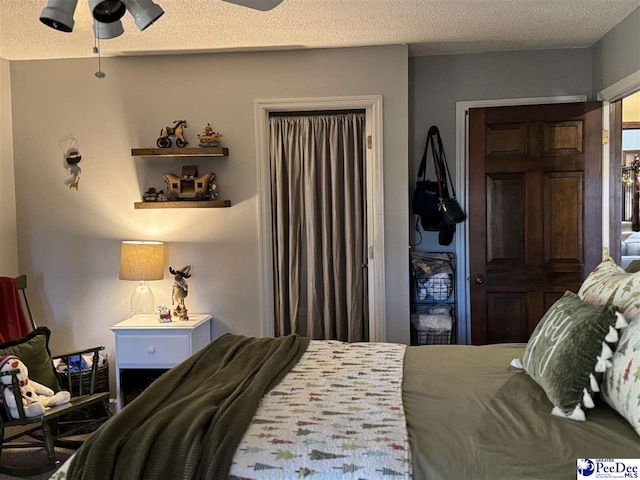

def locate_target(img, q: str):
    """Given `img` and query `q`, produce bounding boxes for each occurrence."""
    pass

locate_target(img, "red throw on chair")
[0,277,32,342]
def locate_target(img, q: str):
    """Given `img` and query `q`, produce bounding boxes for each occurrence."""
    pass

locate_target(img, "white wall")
[10,45,410,354]
[592,7,640,95]
[0,57,18,277]
[409,48,593,252]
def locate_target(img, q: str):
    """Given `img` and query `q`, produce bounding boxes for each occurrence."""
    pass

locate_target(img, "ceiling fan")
[39,0,284,39]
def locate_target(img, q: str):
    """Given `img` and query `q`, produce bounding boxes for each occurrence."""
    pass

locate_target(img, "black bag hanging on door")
[412,129,444,232]
[412,179,442,232]
[430,127,466,225]
[412,126,466,246]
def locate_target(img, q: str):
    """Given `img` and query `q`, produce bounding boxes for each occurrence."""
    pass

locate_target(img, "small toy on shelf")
[156,305,172,323]
[163,165,215,201]
[170,265,191,320]
[142,188,158,202]
[208,182,218,200]
[157,120,188,148]
[197,123,223,147]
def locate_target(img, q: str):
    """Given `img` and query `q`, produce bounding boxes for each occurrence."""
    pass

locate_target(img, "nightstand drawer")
[116,334,190,366]
[111,314,212,411]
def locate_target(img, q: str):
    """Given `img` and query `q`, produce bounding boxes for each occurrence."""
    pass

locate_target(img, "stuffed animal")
[0,355,71,419]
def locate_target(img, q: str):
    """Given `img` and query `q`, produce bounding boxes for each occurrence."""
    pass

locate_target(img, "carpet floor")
[0,426,87,480]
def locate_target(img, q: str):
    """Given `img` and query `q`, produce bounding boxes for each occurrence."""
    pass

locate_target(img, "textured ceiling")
[0,0,638,61]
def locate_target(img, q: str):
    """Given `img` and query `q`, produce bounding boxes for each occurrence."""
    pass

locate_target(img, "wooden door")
[469,102,602,345]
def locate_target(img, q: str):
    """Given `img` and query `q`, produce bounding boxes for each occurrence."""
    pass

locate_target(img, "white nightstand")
[111,313,212,411]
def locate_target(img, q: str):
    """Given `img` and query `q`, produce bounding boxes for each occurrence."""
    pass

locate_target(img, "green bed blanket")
[67,333,309,480]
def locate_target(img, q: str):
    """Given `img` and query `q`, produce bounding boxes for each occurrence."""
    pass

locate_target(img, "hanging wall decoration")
[59,133,83,190]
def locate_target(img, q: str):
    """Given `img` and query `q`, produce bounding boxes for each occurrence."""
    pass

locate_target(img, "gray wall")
[10,45,409,355]
[592,7,640,95]
[409,48,593,252]
[0,57,17,276]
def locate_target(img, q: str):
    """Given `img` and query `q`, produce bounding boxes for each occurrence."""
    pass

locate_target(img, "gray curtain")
[269,113,368,342]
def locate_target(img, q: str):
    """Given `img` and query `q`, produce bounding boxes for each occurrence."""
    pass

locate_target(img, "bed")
[51,333,638,480]
[403,344,638,480]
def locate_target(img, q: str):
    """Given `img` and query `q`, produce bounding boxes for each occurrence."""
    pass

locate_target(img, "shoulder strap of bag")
[427,126,446,202]
[436,128,457,199]
[429,126,457,200]
[417,129,435,180]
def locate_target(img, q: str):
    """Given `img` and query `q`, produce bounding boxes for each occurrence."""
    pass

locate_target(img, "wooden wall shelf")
[134,200,231,209]
[131,147,229,157]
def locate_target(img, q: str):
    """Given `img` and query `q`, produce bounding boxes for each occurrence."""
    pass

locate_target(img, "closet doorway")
[607,90,640,267]
[255,96,385,342]
[596,71,640,265]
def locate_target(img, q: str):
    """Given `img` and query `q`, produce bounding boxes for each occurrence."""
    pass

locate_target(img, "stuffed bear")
[0,355,71,419]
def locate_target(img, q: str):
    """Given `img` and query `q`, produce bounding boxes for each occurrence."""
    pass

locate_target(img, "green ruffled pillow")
[0,327,60,391]
[517,291,625,421]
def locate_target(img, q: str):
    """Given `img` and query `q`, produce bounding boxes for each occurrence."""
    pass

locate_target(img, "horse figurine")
[157,120,188,148]
[170,265,192,320]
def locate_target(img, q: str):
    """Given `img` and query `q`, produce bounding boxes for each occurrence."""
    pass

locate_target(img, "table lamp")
[119,241,164,316]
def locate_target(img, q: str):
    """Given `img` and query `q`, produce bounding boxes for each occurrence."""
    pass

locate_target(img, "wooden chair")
[0,275,112,476]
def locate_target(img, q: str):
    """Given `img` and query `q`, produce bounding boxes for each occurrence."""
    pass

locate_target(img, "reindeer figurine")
[170,265,192,320]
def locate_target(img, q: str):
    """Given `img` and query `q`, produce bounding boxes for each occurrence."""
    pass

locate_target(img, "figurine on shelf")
[157,120,188,148]
[197,123,223,147]
[208,182,218,200]
[142,187,158,202]
[170,265,191,320]
[163,165,215,201]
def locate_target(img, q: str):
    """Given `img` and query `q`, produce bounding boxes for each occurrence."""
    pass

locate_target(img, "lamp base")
[130,281,155,316]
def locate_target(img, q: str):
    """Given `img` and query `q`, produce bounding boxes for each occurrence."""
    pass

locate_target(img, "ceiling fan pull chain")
[94,22,106,79]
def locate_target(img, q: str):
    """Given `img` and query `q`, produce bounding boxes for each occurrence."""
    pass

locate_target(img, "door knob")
[473,275,485,285]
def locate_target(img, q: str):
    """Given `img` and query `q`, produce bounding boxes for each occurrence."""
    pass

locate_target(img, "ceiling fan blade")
[221,0,284,11]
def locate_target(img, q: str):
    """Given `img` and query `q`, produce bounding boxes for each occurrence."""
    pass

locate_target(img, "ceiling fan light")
[89,0,126,23]
[93,19,124,39]
[40,0,79,32]
[122,0,164,31]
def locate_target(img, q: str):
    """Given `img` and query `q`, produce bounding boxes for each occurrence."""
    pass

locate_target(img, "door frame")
[597,70,640,261]
[254,95,386,341]
[455,95,587,344]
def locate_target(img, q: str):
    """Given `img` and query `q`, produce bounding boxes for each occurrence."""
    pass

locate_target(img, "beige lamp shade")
[119,241,165,281]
